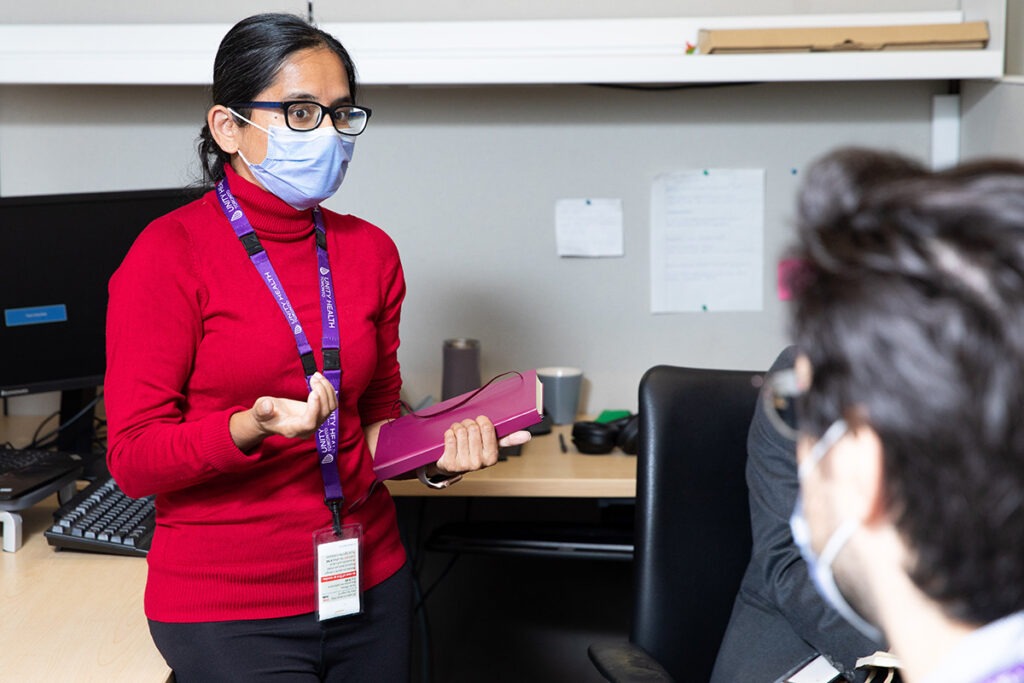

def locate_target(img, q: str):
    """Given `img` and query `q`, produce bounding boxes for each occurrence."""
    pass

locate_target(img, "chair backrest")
[632,365,762,683]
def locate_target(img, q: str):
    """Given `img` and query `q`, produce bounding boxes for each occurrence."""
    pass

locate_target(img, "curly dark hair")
[790,146,1024,625]
[197,13,359,186]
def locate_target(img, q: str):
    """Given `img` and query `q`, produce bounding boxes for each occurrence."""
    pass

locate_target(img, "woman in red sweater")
[104,13,527,682]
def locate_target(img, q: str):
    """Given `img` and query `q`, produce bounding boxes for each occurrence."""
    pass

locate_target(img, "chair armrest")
[588,641,674,682]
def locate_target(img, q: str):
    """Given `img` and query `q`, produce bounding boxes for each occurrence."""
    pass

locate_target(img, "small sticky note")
[555,198,624,258]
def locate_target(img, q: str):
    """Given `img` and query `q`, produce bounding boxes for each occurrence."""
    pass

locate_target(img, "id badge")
[313,523,363,621]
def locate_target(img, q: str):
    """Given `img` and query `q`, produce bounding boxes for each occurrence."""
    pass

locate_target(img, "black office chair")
[589,365,762,683]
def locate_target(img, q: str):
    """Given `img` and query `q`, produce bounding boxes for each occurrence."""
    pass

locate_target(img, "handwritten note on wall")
[650,169,765,313]
[555,198,624,257]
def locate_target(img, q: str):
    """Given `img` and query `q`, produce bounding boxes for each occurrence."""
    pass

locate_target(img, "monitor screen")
[0,188,194,398]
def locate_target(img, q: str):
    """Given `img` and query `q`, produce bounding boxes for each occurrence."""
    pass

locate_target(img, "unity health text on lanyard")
[215,179,345,532]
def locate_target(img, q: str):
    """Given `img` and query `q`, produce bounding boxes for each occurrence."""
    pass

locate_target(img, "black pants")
[149,563,412,682]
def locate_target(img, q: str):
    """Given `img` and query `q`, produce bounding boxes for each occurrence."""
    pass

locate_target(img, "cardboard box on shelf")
[697,21,989,55]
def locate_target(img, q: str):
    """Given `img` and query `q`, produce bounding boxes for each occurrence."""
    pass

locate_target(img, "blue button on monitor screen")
[4,304,69,327]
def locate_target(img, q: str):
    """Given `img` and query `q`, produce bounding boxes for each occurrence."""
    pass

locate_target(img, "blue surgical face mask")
[230,109,354,211]
[789,419,884,644]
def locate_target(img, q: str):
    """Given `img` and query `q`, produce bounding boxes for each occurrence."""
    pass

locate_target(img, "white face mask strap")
[799,418,849,480]
[228,108,267,170]
[817,517,858,567]
[236,148,253,168]
[815,517,883,642]
[227,107,270,135]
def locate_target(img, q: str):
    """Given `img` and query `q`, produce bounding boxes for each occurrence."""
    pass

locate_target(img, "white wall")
[1,80,942,414]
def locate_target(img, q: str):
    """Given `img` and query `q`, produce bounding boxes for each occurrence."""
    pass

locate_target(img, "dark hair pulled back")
[197,13,359,186]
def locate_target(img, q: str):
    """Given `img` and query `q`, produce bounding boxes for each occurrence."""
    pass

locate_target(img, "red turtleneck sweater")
[105,165,407,622]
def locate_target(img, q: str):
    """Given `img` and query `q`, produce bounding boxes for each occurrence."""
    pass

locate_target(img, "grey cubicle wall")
[0,80,943,413]
[963,80,1024,161]
[337,81,944,412]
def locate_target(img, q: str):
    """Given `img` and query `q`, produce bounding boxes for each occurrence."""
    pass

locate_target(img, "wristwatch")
[417,466,464,489]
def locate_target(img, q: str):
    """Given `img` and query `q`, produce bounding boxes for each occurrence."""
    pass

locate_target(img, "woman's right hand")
[230,372,338,451]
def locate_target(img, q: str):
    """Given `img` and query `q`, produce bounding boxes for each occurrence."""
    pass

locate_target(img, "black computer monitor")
[0,187,194,454]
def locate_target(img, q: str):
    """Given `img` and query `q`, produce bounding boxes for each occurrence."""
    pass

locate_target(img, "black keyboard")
[45,476,155,557]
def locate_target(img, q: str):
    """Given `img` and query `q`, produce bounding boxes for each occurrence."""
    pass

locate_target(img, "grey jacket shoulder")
[711,346,880,683]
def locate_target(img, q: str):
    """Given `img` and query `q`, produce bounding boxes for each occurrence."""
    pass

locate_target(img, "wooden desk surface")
[384,422,637,498]
[1,490,171,682]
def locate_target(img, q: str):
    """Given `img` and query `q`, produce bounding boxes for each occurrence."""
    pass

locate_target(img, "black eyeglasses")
[231,101,373,136]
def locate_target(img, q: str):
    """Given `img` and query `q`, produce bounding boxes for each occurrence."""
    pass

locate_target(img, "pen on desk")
[559,433,568,453]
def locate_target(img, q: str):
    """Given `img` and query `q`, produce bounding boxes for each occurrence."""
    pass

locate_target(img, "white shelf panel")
[0,12,1004,86]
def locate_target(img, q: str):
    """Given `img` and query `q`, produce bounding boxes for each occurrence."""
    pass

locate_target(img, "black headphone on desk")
[571,414,638,455]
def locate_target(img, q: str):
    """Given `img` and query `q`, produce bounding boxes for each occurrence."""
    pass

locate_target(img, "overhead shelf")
[0,10,1005,86]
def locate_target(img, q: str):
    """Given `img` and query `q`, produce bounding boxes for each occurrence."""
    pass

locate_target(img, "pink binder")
[373,370,543,481]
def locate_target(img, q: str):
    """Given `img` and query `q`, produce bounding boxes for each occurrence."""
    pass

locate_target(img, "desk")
[0,490,171,682]
[384,422,637,499]
[1,414,170,682]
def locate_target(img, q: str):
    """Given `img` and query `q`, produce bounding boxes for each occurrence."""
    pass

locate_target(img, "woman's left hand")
[434,415,532,476]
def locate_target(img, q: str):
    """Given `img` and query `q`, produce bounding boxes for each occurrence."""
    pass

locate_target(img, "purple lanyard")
[215,179,345,522]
